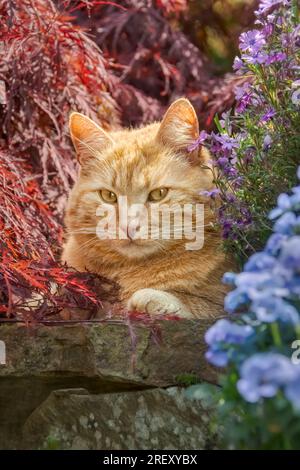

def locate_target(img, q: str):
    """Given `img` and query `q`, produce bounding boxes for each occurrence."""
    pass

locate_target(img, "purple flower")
[200,188,220,199]
[292,25,300,48]
[242,52,268,65]
[188,130,208,152]
[239,30,266,54]
[235,83,251,101]
[292,89,300,106]
[237,353,295,403]
[233,56,244,72]
[260,107,276,122]
[255,0,289,17]
[264,51,287,64]
[263,23,274,37]
[216,156,229,168]
[235,82,252,113]
[236,92,253,113]
[263,134,273,151]
[213,133,239,152]
[219,110,232,133]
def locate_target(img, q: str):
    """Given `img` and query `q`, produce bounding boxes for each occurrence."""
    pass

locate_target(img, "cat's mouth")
[114,237,160,258]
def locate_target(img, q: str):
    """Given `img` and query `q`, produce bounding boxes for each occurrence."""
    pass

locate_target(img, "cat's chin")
[114,240,162,259]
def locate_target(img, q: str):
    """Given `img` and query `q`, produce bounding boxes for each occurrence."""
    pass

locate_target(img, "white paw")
[127,288,191,318]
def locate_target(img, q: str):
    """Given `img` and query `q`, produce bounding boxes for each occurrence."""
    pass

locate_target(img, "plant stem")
[271,322,282,347]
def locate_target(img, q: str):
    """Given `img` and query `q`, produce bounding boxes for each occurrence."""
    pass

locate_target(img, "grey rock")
[0,320,217,448]
[23,387,219,450]
[0,321,216,386]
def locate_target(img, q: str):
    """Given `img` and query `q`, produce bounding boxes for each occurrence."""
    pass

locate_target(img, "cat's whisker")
[67,230,97,235]
[71,236,100,255]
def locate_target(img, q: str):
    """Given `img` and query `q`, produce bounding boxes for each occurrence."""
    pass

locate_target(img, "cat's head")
[66,98,215,260]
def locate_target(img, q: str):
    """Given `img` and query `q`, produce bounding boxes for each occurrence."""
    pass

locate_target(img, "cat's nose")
[127,223,141,240]
[119,222,141,240]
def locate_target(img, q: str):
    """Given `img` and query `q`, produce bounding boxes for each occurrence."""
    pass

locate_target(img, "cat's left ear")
[69,112,114,164]
[156,98,204,162]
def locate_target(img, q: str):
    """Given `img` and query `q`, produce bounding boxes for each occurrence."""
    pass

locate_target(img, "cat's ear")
[156,98,200,157]
[69,112,114,164]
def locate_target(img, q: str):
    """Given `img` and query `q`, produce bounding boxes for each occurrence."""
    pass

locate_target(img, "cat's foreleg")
[127,288,192,318]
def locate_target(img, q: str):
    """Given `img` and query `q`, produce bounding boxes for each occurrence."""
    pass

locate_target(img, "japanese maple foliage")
[0,149,121,321]
[0,0,120,210]
[73,0,247,129]
[0,0,120,320]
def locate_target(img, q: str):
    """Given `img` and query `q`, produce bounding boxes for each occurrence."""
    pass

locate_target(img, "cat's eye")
[99,189,117,203]
[148,187,168,202]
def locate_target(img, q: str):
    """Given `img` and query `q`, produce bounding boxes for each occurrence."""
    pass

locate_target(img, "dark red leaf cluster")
[0,0,120,211]
[0,0,121,321]
[73,0,254,128]
[0,148,122,321]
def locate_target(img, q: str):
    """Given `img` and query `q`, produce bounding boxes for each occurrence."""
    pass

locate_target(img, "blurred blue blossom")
[206,166,300,414]
[205,319,254,367]
[237,353,295,402]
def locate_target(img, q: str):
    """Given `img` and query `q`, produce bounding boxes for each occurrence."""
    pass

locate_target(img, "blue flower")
[224,287,250,313]
[252,296,300,324]
[237,353,295,403]
[269,193,292,219]
[205,319,254,367]
[279,236,300,270]
[244,252,276,272]
[274,212,300,235]
[286,373,300,410]
[205,319,254,345]
[222,272,237,285]
[235,271,274,290]
[265,233,287,255]
[205,350,229,367]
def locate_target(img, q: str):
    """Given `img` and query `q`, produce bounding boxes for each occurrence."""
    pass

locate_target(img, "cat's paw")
[127,288,192,318]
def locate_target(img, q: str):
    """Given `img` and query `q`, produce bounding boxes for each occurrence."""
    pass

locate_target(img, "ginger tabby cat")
[62,98,233,318]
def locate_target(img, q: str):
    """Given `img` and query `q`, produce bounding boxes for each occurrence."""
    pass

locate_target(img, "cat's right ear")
[69,112,114,164]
